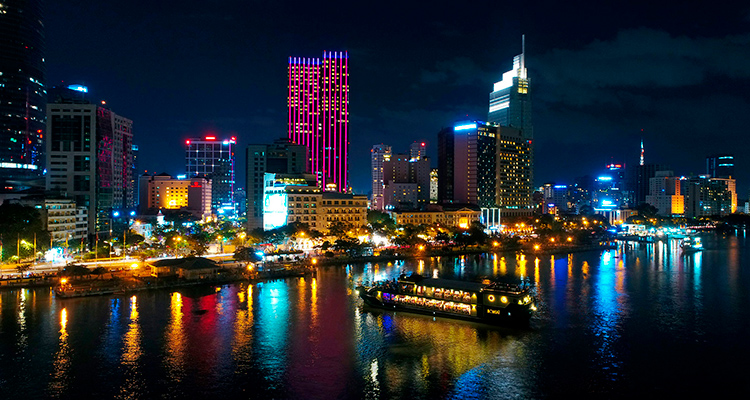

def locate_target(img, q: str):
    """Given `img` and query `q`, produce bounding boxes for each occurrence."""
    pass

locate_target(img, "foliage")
[0,203,50,261]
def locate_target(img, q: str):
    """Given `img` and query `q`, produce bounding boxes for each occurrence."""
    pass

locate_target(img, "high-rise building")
[409,141,427,160]
[46,86,134,235]
[488,36,532,140]
[645,171,684,216]
[0,0,46,190]
[707,154,734,179]
[629,163,668,207]
[438,122,532,213]
[683,175,736,218]
[288,51,349,192]
[381,150,431,210]
[429,168,438,204]
[246,138,308,230]
[185,135,236,215]
[371,144,391,211]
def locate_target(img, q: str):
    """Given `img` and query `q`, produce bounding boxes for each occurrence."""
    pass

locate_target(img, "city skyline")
[41,1,750,196]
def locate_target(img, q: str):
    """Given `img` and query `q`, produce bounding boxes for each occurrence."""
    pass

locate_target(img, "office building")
[707,155,734,179]
[288,51,349,192]
[0,0,46,190]
[488,36,532,140]
[382,151,431,210]
[629,163,668,207]
[430,168,438,204]
[46,86,134,235]
[438,122,532,214]
[185,135,236,215]
[246,138,308,230]
[645,171,684,216]
[10,197,88,243]
[683,175,736,218]
[410,141,427,160]
[371,144,391,211]
[138,173,212,220]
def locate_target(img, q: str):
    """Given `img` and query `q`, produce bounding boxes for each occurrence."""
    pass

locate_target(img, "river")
[1,234,749,399]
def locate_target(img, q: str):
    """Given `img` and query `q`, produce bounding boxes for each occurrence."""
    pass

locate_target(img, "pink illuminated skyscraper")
[288,51,349,192]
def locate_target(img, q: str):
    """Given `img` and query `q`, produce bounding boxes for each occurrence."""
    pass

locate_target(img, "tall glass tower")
[185,136,236,215]
[288,51,349,192]
[0,0,46,189]
[488,36,532,140]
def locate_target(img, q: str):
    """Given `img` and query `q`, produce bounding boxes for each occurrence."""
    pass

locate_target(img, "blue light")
[176,174,187,179]
[67,84,88,93]
[454,123,477,131]
[553,185,567,189]
[130,211,136,216]
[113,211,120,217]
[255,251,265,258]
[597,176,613,181]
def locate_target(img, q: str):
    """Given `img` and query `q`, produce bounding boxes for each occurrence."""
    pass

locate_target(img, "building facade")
[683,175,736,218]
[388,205,481,229]
[707,154,734,179]
[288,51,349,192]
[371,144,391,211]
[246,139,309,230]
[263,173,366,233]
[645,171,684,216]
[438,122,532,213]
[138,173,212,220]
[46,87,134,234]
[488,36,532,140]
[185,136,235,215]
[0,0,46,190]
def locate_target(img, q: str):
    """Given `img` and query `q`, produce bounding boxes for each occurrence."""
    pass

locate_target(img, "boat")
[680,236,703,253]
[357,273,536,325]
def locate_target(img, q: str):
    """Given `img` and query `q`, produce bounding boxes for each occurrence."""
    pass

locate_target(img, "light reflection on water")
[5,236,750,398]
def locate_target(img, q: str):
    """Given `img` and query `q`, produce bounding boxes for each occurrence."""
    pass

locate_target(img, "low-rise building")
[388,204,481,228]
[263,173,367,233]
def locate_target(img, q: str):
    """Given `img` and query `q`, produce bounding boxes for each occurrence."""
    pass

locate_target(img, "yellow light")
[500,296,508,304]
[493,241,499,247]
[534,244,540,250]
[550,238,555,242]
[567,237,572,242]
[312,258,318,264]
[247,264,254,271]
[488,295,495,302]
[418,245,425,251]
[130,263,138,270]
[60,278,68,285]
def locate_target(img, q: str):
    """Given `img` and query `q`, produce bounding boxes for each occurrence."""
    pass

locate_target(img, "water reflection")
[591,250,628,380]
[359,309,516,399]
[164,292,186,385]
[48,307,70,396]
[117,295,143,399]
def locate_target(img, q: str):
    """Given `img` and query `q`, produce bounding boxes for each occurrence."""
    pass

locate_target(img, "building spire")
[520,34,527,79]
[640,138,645,166]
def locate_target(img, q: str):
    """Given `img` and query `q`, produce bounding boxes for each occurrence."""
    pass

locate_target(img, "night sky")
[45,1,750,197]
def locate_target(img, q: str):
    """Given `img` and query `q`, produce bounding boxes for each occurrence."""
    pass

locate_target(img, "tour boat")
[358,273,536,325]
[681,236,703,253]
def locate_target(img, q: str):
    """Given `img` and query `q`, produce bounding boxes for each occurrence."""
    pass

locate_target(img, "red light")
[231,136,236,141]
[421,142,425,146]
[186,140,190,145]
[205,136,216,140]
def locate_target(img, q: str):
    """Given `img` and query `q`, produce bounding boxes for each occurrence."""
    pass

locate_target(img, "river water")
[1,235,749,399]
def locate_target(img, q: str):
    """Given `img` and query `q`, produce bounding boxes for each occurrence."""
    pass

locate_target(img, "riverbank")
[309,242,617,267]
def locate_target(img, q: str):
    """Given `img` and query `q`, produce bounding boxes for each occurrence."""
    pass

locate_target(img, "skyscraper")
[288,51,349,192]
[46,86,134,235]
[371,144,391,210]
[488,36,532,140]
[707,154,734,179]
[0,0,46,190]
[185,136,236,215]
[438,121,532,213]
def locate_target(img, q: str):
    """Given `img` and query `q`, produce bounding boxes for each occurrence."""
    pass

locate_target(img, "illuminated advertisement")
[263,191,288,230]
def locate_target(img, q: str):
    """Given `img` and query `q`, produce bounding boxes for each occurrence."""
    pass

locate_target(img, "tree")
[0,203,50,261]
